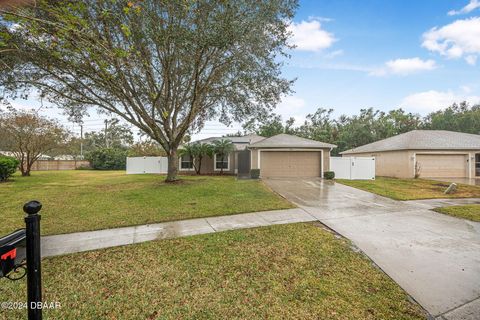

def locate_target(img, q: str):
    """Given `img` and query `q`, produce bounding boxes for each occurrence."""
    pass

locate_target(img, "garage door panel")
[261,151,321,178]
[417,154,467,178]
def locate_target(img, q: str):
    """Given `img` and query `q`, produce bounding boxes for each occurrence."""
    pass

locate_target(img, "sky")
[3,0,480,140]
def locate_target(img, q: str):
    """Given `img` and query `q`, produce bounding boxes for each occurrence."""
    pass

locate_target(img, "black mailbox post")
[0,201,43,320]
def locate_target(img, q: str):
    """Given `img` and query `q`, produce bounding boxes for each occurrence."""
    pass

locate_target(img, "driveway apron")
[265,178,480,319]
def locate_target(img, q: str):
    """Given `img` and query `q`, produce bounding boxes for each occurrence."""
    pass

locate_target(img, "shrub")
[250,169,260,179]
[323,171,335,180]
[0,156,20,181]
[86,148,128,170]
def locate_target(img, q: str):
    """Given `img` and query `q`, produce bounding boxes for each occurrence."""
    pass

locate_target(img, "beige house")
[249,134,336,178]
[341,130,480,179]
[179,133,336,178]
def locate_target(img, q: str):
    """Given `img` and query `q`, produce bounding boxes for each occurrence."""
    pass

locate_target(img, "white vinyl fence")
[330,157,375,180]
[126,157,168,174]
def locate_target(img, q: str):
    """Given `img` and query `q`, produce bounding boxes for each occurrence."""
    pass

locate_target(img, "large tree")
[0,110,68,176]
[0,0,296,181]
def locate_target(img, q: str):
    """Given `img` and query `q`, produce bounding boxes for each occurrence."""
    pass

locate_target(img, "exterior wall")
[342,150,411,178]
[178,152,236,175]
[342,149,480,179]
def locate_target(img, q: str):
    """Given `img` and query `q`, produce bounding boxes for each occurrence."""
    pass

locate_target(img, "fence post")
[24,201,43,320]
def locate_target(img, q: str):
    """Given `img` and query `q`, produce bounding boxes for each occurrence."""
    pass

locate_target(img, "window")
[180,155,194,170]
[476,154,480,176]
[214,153,230,171]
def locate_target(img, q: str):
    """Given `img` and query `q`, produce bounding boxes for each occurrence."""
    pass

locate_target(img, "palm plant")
[178,143,198,172]
[195,143,214,175]
[212,139,235,175]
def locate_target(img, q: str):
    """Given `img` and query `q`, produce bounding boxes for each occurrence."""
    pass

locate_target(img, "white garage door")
[260,151,321,178]
[416,154,467,178]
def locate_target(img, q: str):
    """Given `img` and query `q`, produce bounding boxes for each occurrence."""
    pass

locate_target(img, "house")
[340,130,480,179]
[0,151,52,160]
[179,133,336,178]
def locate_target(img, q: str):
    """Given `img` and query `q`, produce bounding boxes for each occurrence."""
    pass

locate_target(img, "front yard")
[0,171,293,235]
[0,223,425,319]
[337,177,480,201]
[434,204,480,222]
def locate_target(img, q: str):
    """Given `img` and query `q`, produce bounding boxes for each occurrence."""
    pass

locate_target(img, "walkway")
[41,208,315,257]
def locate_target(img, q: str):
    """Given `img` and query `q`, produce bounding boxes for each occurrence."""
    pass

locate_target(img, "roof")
[187,134,265,151]
[341,130,480,154]
[248,133,337,149]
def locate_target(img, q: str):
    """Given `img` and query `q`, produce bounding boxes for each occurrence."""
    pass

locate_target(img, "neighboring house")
[341,130,480,179]
[0,151,52,160]
[179,133,337,178]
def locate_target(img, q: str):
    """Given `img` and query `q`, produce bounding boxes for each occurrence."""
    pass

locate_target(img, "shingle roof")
[341,130,480,154]
[188,134,265,151]
[248,133,337,149]
[194,134,265,145]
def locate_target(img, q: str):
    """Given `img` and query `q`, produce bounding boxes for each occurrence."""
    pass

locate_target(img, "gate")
[331,157,375,180]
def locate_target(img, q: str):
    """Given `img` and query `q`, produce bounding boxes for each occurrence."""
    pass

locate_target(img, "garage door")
[260,151,321,178]
[416,154,467,178]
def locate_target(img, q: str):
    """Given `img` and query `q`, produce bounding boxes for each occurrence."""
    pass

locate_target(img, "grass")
[434,204,480,222]
[337,177,480,201]
[0,170,293,235]
[0,223,425,320]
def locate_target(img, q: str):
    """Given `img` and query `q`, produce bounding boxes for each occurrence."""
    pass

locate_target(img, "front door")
[476,154,480,177]
[237,149,251,174]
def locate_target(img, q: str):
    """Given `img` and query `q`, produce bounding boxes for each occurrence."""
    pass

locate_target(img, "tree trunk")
[220,155,224,175]
[23,160,33,176]
[196,156,202,175]
[166,148,178,182]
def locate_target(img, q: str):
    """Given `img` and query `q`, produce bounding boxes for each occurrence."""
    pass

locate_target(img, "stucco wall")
[342,149,479,178]
[179,152,236,174]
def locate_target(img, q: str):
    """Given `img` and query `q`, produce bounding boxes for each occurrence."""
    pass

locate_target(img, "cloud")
[275,95,307,124]
[370,58,437,76]
[288,20,336,52]
[448,0,480,16]
[422,17,480,65]
[399,90,480,112]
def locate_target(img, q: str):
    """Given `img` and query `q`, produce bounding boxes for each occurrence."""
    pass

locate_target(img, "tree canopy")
[0,0,297,181]
[0,110,69,176]
[246,102,479,155]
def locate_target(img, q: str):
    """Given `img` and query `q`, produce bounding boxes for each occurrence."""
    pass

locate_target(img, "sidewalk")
[41,208,315,257]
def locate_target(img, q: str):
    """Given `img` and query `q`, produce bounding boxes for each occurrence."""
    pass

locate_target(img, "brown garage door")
[416,154,467,178]
[260,151,321,178]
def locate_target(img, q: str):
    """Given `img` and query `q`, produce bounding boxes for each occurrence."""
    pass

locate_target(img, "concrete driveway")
[265,178,480,320]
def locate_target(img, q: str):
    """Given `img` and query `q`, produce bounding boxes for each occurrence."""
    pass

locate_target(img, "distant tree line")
[244,102,480,155]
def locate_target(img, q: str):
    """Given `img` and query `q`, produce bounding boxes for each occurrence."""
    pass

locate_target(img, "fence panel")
[331,157,375,180]
[31,160,91,171]
[126,157,168,174]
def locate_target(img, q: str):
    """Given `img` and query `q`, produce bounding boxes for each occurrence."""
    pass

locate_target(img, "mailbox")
[0,229,26,278]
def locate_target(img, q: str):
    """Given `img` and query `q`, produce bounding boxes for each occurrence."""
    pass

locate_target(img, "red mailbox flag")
[1,248,17,261]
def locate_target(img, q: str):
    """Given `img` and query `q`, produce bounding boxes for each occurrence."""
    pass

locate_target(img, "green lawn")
[0,223,425,320]
[0,171,293,235]
[434,204,480,222]
[337,177,480,200]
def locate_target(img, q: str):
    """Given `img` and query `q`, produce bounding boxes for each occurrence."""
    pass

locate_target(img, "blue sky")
[5,0,480,140]
[278,0,480,124]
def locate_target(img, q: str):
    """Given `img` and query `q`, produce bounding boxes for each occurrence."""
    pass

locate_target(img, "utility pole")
[104,119,109,148]
[80,124,84,159]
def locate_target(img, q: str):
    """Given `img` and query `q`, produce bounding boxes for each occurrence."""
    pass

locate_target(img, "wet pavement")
[264,178,480,319]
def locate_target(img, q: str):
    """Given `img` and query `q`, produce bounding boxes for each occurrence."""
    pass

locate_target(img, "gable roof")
[186,134,265,151]
[341,130,480,154]
[194,134,265,145]
[248,133,337,149]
